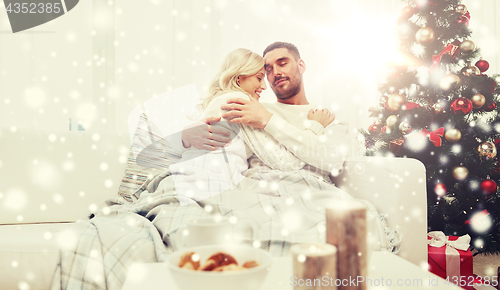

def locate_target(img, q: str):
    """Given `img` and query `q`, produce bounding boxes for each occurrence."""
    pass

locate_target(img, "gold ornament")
[456,4,467,14]
[445,128,461,142]
[471,94,486,108]
[478,142,497,159]
[432,103,445,113]
[439,73,461,91]
[386,115,398,129]
[388,94,407,111]
[452,166,469,181]
[460,40,475,52]
[399,121,412,134]
[416,27,435,45]
[461,65,481,76]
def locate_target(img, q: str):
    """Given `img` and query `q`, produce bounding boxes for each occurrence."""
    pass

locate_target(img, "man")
[181,42,350,181]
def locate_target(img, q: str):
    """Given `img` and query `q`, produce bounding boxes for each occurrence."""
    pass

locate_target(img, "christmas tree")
[361,0,500,255]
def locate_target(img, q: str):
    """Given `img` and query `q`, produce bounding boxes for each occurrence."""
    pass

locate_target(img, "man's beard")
[272,77,302,100]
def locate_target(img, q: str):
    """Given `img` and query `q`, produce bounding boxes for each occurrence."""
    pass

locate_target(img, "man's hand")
[181,117,232,151]
[307,109,335,128]
[220,98,273,129]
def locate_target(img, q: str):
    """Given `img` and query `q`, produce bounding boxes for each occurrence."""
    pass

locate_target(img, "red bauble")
[480,179,497,195]
[475,60,490,73]
[368,124,381,135]
[457,15,470,26]
[401,6,415,18]
[434,183,447,197]
[485,103,496,112]
[450,98,473,114]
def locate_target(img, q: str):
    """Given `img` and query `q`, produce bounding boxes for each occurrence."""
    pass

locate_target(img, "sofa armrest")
[331,156,427,267]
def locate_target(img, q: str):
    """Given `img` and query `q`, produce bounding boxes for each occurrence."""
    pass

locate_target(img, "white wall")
[0,0,499,138]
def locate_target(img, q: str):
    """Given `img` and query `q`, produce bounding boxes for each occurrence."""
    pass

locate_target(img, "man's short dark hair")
[263,42,301,60]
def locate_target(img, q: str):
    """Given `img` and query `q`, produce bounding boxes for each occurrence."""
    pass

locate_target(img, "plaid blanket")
[51,165,393,290]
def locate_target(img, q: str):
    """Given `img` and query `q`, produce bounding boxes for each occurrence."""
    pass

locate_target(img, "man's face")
[264,48,303,101]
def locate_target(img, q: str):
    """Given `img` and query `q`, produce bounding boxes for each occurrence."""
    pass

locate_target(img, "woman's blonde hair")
[201,48,264,110]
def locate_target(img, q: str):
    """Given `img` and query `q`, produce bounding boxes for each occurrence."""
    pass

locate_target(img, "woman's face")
[238,67,267,100]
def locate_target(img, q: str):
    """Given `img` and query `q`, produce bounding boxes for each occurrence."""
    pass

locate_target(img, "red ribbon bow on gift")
[430,43,460,72]
[421,127,444,147]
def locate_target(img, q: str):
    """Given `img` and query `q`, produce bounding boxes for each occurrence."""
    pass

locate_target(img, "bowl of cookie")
[167,244,272,290]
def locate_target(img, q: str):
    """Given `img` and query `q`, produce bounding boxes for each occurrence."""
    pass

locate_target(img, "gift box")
[428,231,474,290]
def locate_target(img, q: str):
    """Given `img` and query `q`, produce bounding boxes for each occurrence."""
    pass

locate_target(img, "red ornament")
[456,11,471,26]
[485,103,496,112]
[401,6,415,18]
[368,124,381,135]
[475,60,490,73]
[450,98,473,114]
[457,15,469,26]
[389,138,405,154]
[401,102,421,110]
[434,183,447,197]
[480,179,497,195]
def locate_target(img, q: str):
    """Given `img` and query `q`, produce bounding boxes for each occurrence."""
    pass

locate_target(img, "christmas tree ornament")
[381,126,390,134]
[484,103,496,112]
[368,124,381,135]
[375,118,383,125]
[445,128,461,143]
[387,93,407,111]
[379,95,388,107]
[432,103,445,113]
[434,183,447,197]
[459,40,475,52]
[456,4,468,14]
[386,115,398,129]
[401,6,415,18]
[415,27,435,45]
[460,65,481,76]
[450,98,473,114]
[475,59,490,72]
[399,121,412,135]
[389,138,405,154]
[439,73,461,91]
[452,166,469,181]
[422,127,445,146]
[480,178,497,195]
[471,94,486,108]
[478,141,497,159]
[401,102,421,110]
[456,15,470,26]
[430,43,460,72]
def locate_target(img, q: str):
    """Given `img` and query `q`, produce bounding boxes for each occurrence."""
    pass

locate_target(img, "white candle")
[291,243,337,290]
[325,200,367,290]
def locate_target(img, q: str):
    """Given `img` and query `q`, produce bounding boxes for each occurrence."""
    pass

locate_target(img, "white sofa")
[0,128,428,290]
